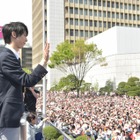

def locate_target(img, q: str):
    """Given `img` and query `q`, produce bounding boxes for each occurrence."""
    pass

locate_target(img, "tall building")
[20,44,32,71]
[32,0,140,89]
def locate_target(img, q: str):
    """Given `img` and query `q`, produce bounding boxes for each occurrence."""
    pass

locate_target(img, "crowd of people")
[36,92,140,140]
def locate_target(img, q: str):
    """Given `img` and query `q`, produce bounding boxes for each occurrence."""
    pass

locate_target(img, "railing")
[19,114,73,140]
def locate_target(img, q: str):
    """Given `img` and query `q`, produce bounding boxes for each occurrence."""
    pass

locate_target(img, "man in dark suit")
[0,22,50,140]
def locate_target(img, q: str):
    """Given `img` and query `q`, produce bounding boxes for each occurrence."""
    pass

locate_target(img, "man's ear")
[11,31,17,38]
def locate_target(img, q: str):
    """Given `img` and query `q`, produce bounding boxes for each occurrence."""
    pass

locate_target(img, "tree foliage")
[49,40,105,95]
[117,77,140,96]
[99,79,114,94]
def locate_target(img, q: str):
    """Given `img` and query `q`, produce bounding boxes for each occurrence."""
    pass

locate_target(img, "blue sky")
[0,0,32,45]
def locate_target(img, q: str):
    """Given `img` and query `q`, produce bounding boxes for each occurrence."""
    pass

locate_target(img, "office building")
[32,0,140,89]
[85,26,140,89]
[20,44,32,71]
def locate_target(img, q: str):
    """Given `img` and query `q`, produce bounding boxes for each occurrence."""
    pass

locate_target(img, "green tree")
[99,79,114,94]
[49,40,105,96]
[117,77,140,96]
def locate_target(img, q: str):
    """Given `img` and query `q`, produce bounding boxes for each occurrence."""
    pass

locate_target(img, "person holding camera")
[24,86,40,113]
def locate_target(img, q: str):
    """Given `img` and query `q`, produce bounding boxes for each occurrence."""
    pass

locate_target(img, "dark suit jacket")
[0,48,48,128]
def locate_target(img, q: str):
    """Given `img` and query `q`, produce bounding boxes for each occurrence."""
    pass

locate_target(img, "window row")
[68,0,140,11]
[66,29,98,37]
[66,19,140,28]
[67,24,140,41]
[68,8,140,20]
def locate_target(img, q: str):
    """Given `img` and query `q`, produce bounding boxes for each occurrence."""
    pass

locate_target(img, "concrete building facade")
[32,0,140,89]
[85,26,140,89]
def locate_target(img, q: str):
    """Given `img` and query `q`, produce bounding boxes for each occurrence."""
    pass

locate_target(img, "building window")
[79,0,83,4]
[111,2,114,8]
[98,0,101,6]
[89,0,92,5]
[129,4,131,10]
[94,31,98,35]
[80,8,83,15]
[99,11,102,17]
[129,14,132,20]
[94,10,97,16]
[125,14,127,20]
[94,21,97,27]
[70,29,74,36]
[107,1,110,7]
[84,0,87,4]
[70,7,73,14]
[103,21,106,28]
[75,19,78,26]
[80,30,83,37]
[107,12,110,18]
[133,4,135,10]
[116,13,119,19]
[70,0,73,3]
[120,3,123,9]
[116,23,119,26]
[89,31,93,37]
[112,22,115,27]
[94,0,97,6]
[103,1,106,7]
[103,11,106,17]
[112,12,115,18]
[99,21,102,27]
[84,9,88,16]
[89,20,93,26]
[116,2,119,8]
[80,19,83,26]
[75,30,78,36]
[75,8,78,14]
[125,4,127,10]
[85,20,88,26]
[137,5,139,11]
[74,0,78,3]
[133,15,136,20]
[108,22,111,28]
[70,18,73,25]
[120,13,123,19]
[85,31,88,37]
[137,15,140,20]
[89,10,92,16]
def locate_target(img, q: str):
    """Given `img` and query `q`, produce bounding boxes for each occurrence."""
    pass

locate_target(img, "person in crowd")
[24,86,40,113]
[26,112,47,140]
[0,21,49,140]
[36,92,140,139]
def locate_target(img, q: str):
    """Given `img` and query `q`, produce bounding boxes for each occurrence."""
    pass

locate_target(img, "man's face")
[15,33,27,49]
[12,31,27,50]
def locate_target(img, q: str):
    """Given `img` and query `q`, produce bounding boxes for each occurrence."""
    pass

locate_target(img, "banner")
[0,26,3,39]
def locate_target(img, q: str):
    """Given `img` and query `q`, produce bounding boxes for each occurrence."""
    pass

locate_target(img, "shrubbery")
[75,135,93,140]
[43,126,61,140]
[57,135,64,140]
